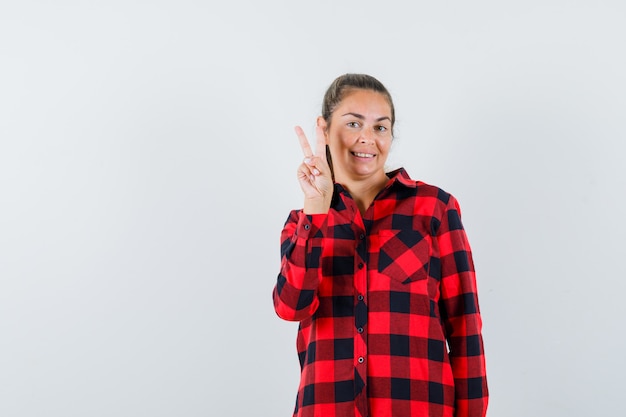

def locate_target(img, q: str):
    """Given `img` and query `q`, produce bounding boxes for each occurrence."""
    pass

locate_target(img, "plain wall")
[1,1,625,416]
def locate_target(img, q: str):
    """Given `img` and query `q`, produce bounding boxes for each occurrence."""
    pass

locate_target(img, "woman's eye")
[376,125,388,132]
[347,122,360,128]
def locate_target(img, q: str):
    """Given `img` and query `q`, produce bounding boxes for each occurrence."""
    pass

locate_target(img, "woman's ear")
[316,116,329,144]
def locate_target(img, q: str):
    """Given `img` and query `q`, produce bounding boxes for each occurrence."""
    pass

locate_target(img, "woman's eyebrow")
[341,112,391,122]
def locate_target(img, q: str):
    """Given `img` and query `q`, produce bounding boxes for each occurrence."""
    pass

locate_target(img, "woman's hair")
[322,73,395,134]
[321,73,395,180]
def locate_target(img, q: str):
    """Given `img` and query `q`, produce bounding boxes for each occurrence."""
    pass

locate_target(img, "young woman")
[273,74,488,417]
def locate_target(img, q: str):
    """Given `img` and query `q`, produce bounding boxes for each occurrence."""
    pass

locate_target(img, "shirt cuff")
[296,211,327,238]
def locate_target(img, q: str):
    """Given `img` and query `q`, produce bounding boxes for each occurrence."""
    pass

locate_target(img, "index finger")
[295,126,313,158]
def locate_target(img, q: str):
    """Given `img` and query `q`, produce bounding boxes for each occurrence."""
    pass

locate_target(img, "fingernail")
[304,158,311,164]
[312,169,320,175]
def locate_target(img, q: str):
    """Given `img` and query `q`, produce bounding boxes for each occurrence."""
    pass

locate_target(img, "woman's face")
[322,89,393,184]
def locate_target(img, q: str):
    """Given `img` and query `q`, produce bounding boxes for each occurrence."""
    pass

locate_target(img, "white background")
[1,1,625,416]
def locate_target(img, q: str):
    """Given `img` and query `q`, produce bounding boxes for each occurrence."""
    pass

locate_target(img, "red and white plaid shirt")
[273,168,488,417]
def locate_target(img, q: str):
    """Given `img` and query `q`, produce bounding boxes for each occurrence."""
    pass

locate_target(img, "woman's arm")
[272,210,328,321]
[437,195,489,417]
[273,124,333,321]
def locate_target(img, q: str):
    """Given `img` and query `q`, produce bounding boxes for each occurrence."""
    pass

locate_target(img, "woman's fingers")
[296,125,327,160]
[296,125,327,182]
[296,125,327,177]
[294,124,333,213]
[314,124,327,161]
[297,162,315,185]
[304,157,321,176]
[297,161,322,194]
[298,155,328,186]
[295,126,314,158]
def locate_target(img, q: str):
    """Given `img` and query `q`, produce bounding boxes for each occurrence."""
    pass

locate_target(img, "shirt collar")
[333,167,416,196]
[385,167,417,188]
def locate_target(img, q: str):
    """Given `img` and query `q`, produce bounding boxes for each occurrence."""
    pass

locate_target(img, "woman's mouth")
[352,152,375,158]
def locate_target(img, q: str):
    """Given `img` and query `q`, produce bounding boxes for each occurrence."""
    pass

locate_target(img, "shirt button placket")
[353,225,369,416]
[352,225,368,400]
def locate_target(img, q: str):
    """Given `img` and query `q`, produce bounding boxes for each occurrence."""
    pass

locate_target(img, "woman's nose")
[359,130,374,144]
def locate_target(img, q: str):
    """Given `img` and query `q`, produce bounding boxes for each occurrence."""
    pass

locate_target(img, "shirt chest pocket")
[377,229,431,284]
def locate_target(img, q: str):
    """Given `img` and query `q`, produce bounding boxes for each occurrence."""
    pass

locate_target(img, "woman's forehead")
[335,89,392,120]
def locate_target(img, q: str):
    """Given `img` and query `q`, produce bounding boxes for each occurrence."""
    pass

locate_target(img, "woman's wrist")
[303,198,330,214]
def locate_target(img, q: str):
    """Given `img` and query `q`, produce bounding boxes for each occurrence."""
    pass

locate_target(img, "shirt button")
[357,327,364,333]
[358,262,364,269]
[304,224,310,230]
[359,233,365,240]
[358,357,364,364]
[357,295,364,301]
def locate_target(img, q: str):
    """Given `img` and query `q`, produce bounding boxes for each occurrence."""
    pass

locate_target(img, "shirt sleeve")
[272,209,328,321]
[436,195,489,417]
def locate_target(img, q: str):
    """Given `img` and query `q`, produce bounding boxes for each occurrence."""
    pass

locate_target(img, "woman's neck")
[337,172,390,216]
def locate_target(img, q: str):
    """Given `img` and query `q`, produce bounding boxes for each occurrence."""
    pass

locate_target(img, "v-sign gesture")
[295,124,333,214]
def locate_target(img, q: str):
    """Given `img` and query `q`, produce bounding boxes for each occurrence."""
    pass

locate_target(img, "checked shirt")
[273,168,488,417]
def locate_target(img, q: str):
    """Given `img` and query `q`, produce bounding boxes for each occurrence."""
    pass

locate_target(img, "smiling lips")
[352,151,375,158]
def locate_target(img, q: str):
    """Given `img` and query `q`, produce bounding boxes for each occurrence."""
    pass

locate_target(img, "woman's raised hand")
[295,125,333,214]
